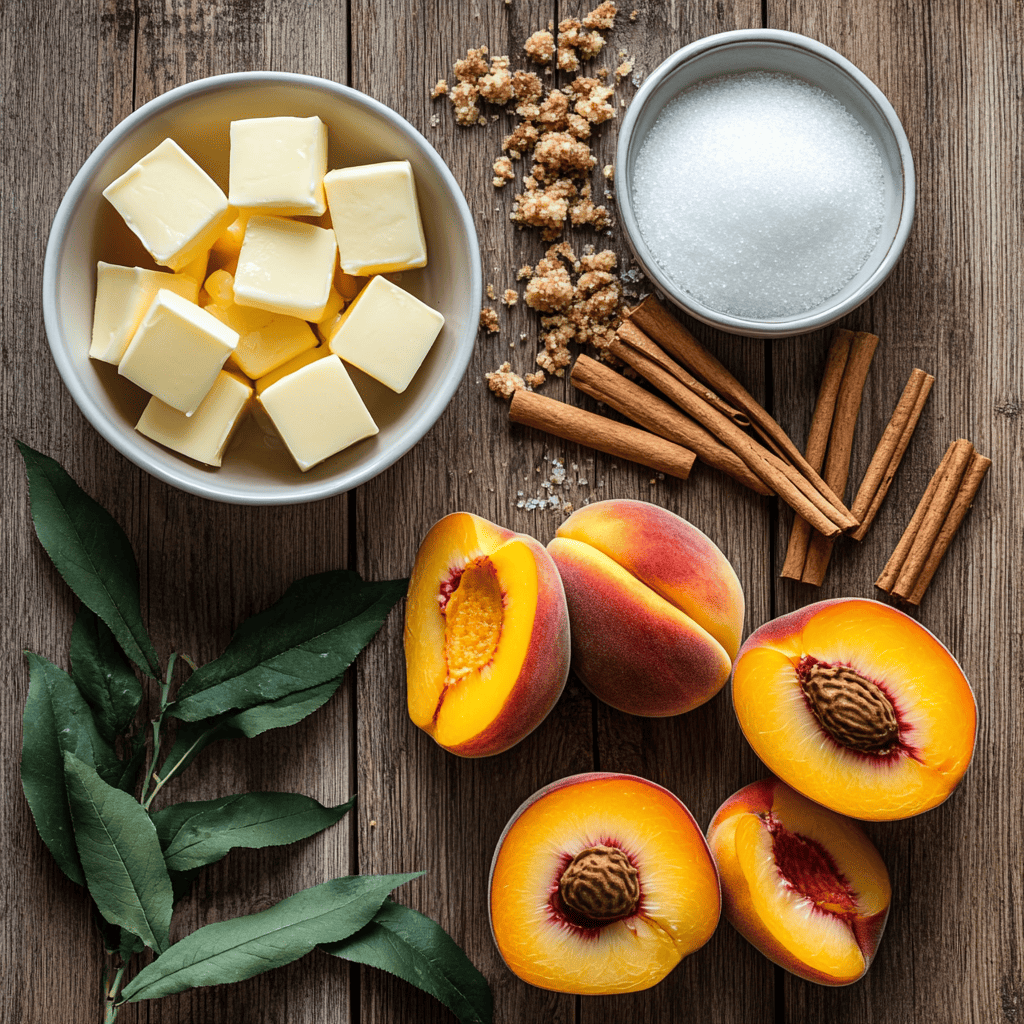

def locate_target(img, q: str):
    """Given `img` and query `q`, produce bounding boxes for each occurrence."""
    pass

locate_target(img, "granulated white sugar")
[632,72,886,319]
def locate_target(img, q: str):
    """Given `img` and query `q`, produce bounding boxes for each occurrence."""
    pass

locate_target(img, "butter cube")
[329,275,444,393]
[103,139,234,272]
[90,262,200,364]
[324,160,428,276]
[229,116,328,217]
[207,301,318,379]
[259,355,378,471]
[119,289,238,415]
[233,216,337,321]
[136,370,252,467]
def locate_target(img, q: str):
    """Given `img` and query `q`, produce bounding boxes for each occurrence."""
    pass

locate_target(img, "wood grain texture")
[2,1,1021,1023]
[769,1,1023,1022]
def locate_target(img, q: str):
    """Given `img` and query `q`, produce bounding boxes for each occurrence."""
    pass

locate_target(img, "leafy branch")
[16,443,492,1024]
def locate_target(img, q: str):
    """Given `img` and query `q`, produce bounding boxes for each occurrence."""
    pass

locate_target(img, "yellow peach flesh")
[490,776,720,994]
[732,600,975,820]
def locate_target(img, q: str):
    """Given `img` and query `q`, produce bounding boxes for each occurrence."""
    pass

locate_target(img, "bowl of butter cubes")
[43,71,482,504]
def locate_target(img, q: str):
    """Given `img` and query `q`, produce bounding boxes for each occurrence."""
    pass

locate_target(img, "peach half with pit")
[732,598,976,821]
[546,499,744,717]
[707,777,891,986]
[489,772,721,995]
[404,512,570,757]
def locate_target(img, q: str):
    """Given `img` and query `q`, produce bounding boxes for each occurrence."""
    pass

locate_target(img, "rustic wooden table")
[3,1,1020,1022]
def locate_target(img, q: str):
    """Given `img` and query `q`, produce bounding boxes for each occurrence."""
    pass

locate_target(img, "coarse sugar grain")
[632,72,886,320]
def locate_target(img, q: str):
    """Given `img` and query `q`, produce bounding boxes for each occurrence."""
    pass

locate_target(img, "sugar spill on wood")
[632,72,886,319]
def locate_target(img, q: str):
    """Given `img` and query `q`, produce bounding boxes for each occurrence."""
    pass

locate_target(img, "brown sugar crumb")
[479,307,500,333]
[492,156,515,187]
[486,361,526,399]
[502,121,540,158]
[524,248,575,312]
[479,55,514,105]
[486,283,496,300]
[453,46,489,83]
[570,77,616,125]
[451,81,481,126]
[532,132,596,181]
[502,288,519,306]
[511,71,544,107]
[603,164,615,181]
[524,370,546,388]
[583,1,619,30]
[615,59,634,82]
[524,30,555,64]
[517,264,533,280]
[431,79,448,98]
[629,9,639,21]
[569,183,611,231]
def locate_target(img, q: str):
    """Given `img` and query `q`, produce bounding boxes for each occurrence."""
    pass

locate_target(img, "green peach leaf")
[170,571,405,721]
[322,899,493,1024]
[119,873,421,1003]
[17,441,159,677]
[63,752,173,953]
[151,792,355,872]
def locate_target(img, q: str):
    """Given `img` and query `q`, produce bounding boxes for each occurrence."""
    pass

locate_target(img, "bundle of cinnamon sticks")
[507,294,989,603]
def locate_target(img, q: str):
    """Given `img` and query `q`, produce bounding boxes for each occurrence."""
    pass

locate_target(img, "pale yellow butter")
[90,262,200,364]
[324,160,427,275]
[119,289,239,415]
[136,370,252,467]
[229,116,328,217]
[102,139,234,272]
[233,216,337,321]
[329,275,444,393]
[207,300,318,379]
[258,354,378,471]
[255,346,331,394]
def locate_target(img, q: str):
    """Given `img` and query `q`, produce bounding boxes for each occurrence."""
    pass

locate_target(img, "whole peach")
[547,499,744,716]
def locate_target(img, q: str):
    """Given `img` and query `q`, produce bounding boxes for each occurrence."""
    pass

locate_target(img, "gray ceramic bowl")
[616,30,915,339]
[44,72,481,504]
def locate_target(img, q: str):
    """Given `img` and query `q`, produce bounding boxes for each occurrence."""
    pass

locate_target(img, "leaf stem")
[102,963,126,1023]
[139,652,178,809]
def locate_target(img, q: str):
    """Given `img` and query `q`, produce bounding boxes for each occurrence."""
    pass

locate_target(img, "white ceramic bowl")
[44,72,481,504]
[616,30,915,339]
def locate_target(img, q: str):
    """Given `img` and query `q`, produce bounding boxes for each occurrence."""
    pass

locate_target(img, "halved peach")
[404,512,570,757]
[489,772,721,994]
[546,499,744,716]
[732,598,976,820]
[708,777,890,986]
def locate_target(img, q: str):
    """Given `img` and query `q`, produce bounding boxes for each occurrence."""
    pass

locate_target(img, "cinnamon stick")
[875,439,974,593]
[615,321,751,428]
[625,296,855,519]
[610,337,847,538]
[508,388,697,480]
[570,355,771,495]
[905,452,992,605]
[890,439,976,600]
[801,329,881,585]
[780,331,852,579]
[849,369,934,541]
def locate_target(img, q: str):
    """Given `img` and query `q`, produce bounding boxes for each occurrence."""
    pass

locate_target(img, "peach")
[732,598,976,821]
[489,772,721,994]
[546,499,744,716]
[707,777,891,986]
[404,512,570,757]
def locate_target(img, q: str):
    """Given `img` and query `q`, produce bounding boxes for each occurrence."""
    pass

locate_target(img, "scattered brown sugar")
[615,59,634,82]
[524,370,546,388]
[629,9,639,21]
[502,288,519,306]
[524,249,575,313]
[486,283,496,300]
[492,156,515,187]
[584,1,619,30]
[453,46,489,83]
[431,79,448,98]
[479,55,514,105]
[479,308,500,333]
[524,30,555,64]
[517,265,533,280]
[486,361,526,399]
[451,81,481,126]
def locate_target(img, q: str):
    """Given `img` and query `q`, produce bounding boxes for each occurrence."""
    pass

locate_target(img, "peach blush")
[731,598,976,821]
[489,773,720,995]
[547,499,744,717]
[404,512,569,757]
[707,778,890,986]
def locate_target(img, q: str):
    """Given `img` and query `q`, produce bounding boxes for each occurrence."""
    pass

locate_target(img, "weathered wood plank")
[769,2,1023,1022]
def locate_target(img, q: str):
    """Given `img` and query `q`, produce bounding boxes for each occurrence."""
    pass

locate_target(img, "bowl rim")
[43,70,482,505]
[615,29,916,339]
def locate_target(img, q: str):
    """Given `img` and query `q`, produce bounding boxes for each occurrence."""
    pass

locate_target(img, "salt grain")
[632,72,886,319]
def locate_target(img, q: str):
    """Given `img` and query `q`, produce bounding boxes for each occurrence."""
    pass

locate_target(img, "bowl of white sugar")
[616,30,914,338]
